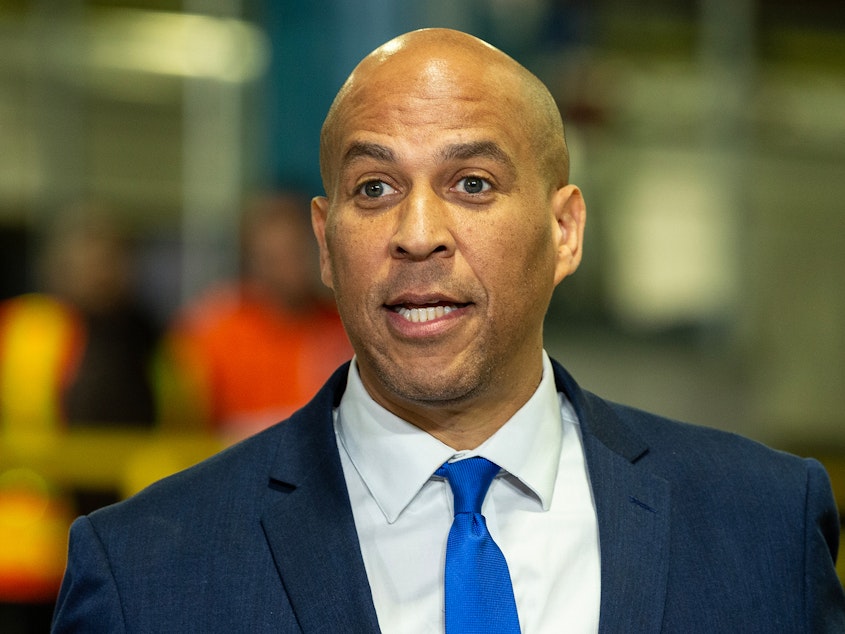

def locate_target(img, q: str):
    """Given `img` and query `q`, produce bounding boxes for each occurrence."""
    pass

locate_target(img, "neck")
[360,360,544,450]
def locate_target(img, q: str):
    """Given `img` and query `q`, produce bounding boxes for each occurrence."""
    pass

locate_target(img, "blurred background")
[0,0,843,629]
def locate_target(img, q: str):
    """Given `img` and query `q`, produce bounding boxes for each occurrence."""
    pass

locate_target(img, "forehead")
[331,57,529,167]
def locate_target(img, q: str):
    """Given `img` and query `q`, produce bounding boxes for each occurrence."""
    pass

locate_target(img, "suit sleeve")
[51,516,127,633]
[804,458,845,632]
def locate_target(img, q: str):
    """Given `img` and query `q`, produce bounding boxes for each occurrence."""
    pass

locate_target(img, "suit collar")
[551,359,671,632]
[260,363,382,632]
[550,359,649,463]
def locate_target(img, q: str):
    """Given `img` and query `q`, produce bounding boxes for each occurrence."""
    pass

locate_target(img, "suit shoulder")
[590,392,816,488]
[88,422,289,534]
[553,356,810,475]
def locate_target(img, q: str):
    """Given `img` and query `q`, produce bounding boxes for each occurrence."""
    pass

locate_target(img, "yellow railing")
[1,428,223,498]
[0,428,223,602]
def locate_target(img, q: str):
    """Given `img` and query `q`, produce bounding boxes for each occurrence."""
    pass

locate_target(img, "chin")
[376,359,489,407]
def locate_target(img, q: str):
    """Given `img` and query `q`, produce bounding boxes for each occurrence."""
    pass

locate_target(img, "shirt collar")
[335,352,570,523]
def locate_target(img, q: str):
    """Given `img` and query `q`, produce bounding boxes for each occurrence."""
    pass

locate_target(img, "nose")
[389,187,456,260]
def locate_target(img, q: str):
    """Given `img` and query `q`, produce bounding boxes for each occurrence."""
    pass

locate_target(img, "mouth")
[386,300,470,324]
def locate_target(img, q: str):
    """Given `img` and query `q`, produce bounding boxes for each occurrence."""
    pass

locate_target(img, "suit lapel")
[553,361,671,633]
[260,364,381,633]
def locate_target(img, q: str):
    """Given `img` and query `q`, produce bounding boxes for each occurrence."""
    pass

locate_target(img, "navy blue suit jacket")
[52,360,845,632]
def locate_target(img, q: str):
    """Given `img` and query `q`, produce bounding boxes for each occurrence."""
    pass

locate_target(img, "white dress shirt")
[334,352,600,633]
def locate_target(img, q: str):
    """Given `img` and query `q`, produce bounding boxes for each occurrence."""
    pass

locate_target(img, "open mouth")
[390,302,468,323]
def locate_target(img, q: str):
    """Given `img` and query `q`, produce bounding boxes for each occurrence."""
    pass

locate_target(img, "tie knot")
[436,457,501,515]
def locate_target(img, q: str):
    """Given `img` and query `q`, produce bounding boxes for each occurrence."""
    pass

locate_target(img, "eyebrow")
[340,142,397,171]
[439,141,516,173]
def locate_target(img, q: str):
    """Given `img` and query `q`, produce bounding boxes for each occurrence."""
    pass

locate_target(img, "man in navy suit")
[53,28,845,632]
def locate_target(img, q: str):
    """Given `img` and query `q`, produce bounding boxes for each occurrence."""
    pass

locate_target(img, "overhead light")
[81,9,270,83]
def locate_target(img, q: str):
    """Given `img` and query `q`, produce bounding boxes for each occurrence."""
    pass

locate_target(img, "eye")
[457,176,491,195]
[359,180,396,198]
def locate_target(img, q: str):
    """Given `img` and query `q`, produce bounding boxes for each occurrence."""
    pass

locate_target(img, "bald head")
[319,28,569,197]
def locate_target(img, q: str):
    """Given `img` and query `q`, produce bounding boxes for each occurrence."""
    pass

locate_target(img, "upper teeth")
[396,305,455,323]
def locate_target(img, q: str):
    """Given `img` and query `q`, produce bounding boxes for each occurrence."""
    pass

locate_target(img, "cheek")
[325,218,382,300]
[478,215,557,314]
[483,213,554,275]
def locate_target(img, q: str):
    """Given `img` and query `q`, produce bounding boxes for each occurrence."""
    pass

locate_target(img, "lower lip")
[384,305,469,339]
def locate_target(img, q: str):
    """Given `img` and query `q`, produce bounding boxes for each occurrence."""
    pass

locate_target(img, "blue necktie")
[437,457,521,633]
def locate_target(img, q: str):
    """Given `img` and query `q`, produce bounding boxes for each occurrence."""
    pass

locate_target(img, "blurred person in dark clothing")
[0,202,160,431]
[40,204,160,426]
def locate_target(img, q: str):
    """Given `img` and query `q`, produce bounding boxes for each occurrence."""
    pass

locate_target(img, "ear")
[551,184,586,286]
[310,196,334,289]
